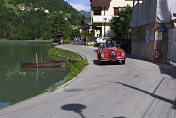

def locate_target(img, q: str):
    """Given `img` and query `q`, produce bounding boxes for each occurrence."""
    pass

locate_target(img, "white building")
[34,8,40,11]
[90,0,140,37]
[18,6,25,11]
[44,10,50,13]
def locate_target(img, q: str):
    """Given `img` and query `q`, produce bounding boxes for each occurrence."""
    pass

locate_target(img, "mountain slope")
[0,0,84,40]
[79,10,91,18]
[8,0,78,13]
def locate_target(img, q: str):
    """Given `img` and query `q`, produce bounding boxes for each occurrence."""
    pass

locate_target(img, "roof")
[90,0,111,7]
[125,0,143,2]
[81,20,91,25]
[84,20,91,24]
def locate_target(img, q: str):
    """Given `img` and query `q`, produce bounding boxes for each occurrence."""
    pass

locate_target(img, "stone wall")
[167,28,176,62]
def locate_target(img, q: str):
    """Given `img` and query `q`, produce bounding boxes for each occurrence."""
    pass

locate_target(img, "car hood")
[100,48,124,53]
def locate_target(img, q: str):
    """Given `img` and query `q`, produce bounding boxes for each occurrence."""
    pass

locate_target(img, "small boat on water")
[20,61,66,68]
[21,67,66,72]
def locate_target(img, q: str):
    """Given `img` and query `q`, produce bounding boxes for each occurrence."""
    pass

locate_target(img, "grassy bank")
[44,47,88,92]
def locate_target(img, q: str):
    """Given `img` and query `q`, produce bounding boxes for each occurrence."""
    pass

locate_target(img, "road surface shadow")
[64,89,83,92]
[61,103,87,118]
[93,60,99,65]
[156,63,176,79]
[93,60,122,66]
[127,54,176,79]
[115,82,176,110]
[113,116,127,118]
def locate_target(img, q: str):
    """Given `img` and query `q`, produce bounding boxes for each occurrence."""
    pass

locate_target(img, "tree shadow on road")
[61,103,87,118]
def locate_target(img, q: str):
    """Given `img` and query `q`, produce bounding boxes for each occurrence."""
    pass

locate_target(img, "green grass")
[48,47,82,60]
[42,47,88,93]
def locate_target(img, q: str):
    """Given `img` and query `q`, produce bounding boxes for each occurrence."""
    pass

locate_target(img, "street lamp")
[103,17,107,37]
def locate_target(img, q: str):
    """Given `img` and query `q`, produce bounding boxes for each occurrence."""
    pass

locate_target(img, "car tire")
[121,60,125,64]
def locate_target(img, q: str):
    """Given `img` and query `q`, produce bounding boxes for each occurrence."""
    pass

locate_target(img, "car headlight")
[101,53,105,58]
[121,52,125,56]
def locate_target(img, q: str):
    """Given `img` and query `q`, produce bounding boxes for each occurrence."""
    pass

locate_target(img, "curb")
[76,52,87,59]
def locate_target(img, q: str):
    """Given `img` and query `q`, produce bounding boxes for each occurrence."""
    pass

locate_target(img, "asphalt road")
[0,45,176,118]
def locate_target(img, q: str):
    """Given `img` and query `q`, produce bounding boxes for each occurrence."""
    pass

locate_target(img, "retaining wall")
[131,23,169,62]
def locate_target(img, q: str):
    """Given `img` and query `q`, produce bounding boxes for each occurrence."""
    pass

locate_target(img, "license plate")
[110,52,116,55]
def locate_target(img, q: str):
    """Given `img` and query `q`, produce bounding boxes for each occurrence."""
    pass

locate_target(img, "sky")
[64,0,91,11]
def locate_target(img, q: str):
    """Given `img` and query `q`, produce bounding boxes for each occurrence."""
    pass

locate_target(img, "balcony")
[92,15,116,23]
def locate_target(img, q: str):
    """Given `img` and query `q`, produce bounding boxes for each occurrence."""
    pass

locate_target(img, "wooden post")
[36,53,39,82]
[41,53,42,62]
[36,53,38,68]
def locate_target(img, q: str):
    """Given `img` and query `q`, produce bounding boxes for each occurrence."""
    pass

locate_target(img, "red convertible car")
[97,43,126,64]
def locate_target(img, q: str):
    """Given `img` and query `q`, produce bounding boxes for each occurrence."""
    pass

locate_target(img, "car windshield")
[107,42,115,48]
[99,42,120,49]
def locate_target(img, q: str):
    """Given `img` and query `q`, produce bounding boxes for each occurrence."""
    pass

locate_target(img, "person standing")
[77,37,80,45]
[74,37,77,45]
[109,40,114,47]
[81,38,83,45]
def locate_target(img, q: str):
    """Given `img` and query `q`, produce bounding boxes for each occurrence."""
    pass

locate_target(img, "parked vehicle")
[97,42,126,64]
[94,37,107,46]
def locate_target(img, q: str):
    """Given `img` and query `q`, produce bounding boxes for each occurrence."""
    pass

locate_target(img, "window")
[94,10,101,15]
[114,7,126,16]
[114,7,119,16]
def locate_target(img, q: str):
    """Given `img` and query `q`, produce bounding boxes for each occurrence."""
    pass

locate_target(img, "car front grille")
[110,52,116,60]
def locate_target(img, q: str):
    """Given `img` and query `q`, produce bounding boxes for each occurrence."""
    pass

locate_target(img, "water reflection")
[0,102,11,109]
[0,41,69,109]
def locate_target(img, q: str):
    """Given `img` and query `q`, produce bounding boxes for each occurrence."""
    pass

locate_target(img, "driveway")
[0,44,176,118]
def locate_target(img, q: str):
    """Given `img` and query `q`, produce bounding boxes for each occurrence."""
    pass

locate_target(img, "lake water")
[0,41,69,109]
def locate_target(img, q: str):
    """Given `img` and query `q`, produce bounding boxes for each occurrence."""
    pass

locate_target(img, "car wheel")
[121,60,125,64]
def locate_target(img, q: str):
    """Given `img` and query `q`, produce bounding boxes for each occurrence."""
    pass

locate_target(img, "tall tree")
[51,12,64,39]
[110,5,132,41]
[110,5,132,52]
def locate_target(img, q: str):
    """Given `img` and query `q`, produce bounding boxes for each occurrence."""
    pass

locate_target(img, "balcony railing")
[92,15,115,23]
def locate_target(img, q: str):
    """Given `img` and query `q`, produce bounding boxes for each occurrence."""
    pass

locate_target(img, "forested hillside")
[0,0,84,40]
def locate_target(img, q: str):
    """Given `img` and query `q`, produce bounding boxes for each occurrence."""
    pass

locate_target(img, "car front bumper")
[99,57,126,62]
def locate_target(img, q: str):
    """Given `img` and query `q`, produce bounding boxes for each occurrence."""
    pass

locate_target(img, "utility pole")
[103,17,107,37]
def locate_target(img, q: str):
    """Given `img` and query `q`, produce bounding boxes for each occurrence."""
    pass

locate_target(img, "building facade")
[90,0,134,37]
[81,20,92,33]
[131,0,176,62]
